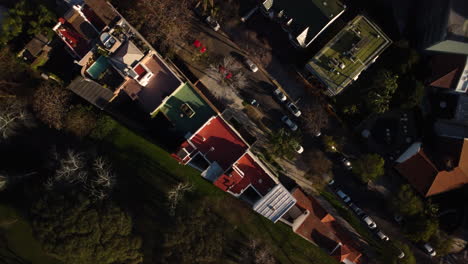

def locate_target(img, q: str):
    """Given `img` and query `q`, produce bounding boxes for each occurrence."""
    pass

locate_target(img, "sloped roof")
[67,76,114,109]
[84,0,120,26]
[291,188,362,262]
[25,34,49,57]
[395,141,468,197]
[429,54,466,90]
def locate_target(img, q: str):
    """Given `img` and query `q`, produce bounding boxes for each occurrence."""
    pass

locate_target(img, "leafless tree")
[0,99,30,140]
[55,149,87,184]
[0,175,7,191]
[93,157,115,188]
[129,0,193,51]
[32,82,71,130]
[240,239,276,264]
[167,181,193,216]
[302,103,329,136]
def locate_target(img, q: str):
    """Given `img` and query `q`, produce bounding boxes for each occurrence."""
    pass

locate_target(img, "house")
[172,116,296,222]
[429,54,468,93]
[21,34,51,62]
[388,0,468,55]
[429,90,468,139]
[155,83,218,137]
[395,138,468,197]
[281,188,362,263]
[260,0,346,48]
[304,15,392,96]
[53,0,120,60]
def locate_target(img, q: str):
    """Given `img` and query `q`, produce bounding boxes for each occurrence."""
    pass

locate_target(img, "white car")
[281,115,298,131]
[336,190,351,203]
[244,58,258,72]
[362,215,377,229]
[273,89,287,102]
[286,102,301,117]
[423,243,436,257]
[376,230,389,241]
[397,249,405,259]
[205,16,220,31]
[327,179,335,186]
[341,157,352,170]
[294,144,304,154]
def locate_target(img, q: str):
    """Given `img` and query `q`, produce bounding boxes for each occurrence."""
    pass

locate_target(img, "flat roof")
[182,116,249,171]
[214,153,276,196]
[306,15,392,95]
[159,83,216,135]
[253,184,297,223]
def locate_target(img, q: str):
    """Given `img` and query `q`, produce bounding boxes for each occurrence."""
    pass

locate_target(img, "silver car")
[362,215,377,229]
[281,115,298,131]
[286,102,301,117]
[273,89,287,102]
[205,16,220,31]
[244,58,258,72]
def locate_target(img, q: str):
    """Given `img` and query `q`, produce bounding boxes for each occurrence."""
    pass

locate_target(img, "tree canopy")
[352,153,385,183]
[390,184,424,217]
[32,82,71,130]
[30,193,143,264]
[267,128,301,159]
[366,70,399,114]
[403,214,439,242]
[64,105,97,138]
[379,242,416,264]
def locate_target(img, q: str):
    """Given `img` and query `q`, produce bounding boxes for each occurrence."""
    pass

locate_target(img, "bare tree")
[302,103,329,136]
[167,182,193,216]
[129,0,193,51]
[240,239,276,264]
[0,98,30,140]
[32,82,70,130]
[55,149,87,184]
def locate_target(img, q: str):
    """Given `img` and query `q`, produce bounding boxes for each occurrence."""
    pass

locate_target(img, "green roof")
[306,15,392,95]
[159,83,216,135]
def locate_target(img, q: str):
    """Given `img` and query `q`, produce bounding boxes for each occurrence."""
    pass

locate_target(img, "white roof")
[253,184,296,223]
[111,41,144,70]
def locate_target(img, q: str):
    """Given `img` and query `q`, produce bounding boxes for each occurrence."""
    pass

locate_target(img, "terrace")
[305,15,392,96]
[158,83,216,136]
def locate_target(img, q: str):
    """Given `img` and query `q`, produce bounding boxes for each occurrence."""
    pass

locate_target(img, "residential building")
[395,138,468,197]
[20,34,51,62]
[429,90,468,139]
[281,188,362,263]
[429,54,468,93]
[172,116,296,222]
[155,83,218,137]
[304,15,392,96]
[260,0,346,48]
[389,0,467,55]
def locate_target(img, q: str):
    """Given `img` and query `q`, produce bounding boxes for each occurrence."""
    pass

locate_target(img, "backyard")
[103,122,339,264]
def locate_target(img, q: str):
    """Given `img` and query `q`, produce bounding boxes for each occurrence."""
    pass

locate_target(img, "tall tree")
[302,103,329,136]
[366,70,399,114]
[32,82,70,130]
[30,193,143,264]
[0,98,30,140]
[352,153,385,183]
[390,184,424,217]
[267,128,301,159]
[64,105,97,138]
[403,215,438,242]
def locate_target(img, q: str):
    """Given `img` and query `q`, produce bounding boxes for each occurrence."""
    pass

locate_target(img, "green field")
[0,204,62,264]
[105,123,339,264]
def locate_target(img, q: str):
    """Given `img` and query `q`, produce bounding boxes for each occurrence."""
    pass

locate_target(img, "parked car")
[349,203,364,216]
[286,102,301,117]
[273,89,287,102]
[281,115,298,131]
[341,157,352,170]
[336,190,351,203]
[294,144,304,154]
[250,99,259,107]
[423,243,436,257]
[362,215,377,229]
[376,230,390,241]
[397,249,405,259]
[205,16,220,31]
[244,58,258,72]
[314,130,322,137]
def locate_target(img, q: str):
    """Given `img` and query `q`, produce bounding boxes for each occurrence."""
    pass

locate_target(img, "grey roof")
[67,77,114,109]
[25,34,49,57]
[253,184,297,223]
[110,41,144,71]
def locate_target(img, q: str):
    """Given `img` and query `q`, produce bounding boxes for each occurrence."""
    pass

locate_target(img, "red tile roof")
[395,143,468,197]
[291,188,362,263]
[214,153,276,196]
[429,54,465,90]
[183,116,248,171]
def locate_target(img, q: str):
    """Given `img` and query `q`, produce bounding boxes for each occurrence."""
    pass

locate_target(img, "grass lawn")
[0,204,62,264]
[104,123,338,264]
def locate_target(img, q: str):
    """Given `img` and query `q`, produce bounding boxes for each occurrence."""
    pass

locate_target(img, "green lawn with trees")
[351,154,385,183]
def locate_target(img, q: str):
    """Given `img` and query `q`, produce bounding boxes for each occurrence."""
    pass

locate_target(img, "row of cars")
[330,181,437,258]
[329,181,406,259]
